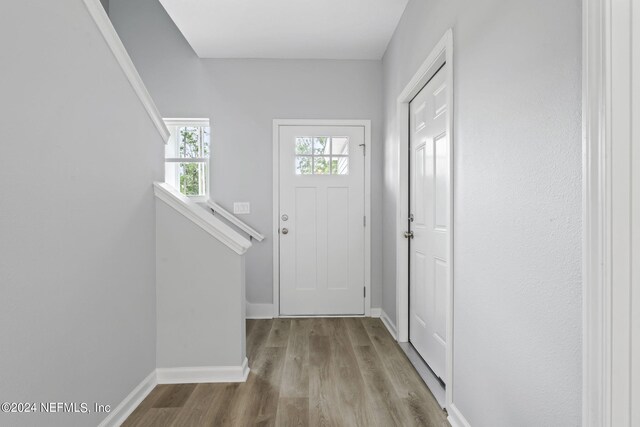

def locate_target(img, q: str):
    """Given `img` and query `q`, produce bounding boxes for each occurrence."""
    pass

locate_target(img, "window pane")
[331,137,349,155]
[202,127,210,157]
[295,137,312,154]
[314,156,331,175]
[179,127,204,158]
[313,137,330,155]
[179,162,208,196]
[295,156,312,175]
[331,156,349,175]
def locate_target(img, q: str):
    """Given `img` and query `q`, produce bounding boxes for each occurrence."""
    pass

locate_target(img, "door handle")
[404,231,414,239]
[281,228,289,235]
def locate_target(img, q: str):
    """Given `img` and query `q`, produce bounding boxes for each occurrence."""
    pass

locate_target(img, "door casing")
[272,119,372,318]
[395,29,456,414]
[583,0,640,425]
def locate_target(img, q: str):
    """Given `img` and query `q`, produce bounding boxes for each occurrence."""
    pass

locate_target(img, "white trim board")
[394,29,456,413]
[81,0,170,143]
[156,358,250,384]
[583,0,640,425]
[447,404,472,427]
[272,119,372,318]
[154,182,252,255]
[582,1,610,424]
[97,371,157,427]
[246,302,274,319]
[379,309,398,340]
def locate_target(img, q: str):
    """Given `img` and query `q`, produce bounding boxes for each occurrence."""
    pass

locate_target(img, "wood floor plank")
[352,344,409,427]
[275,397,309,427]
[280,319,311,398]
[322,318,372,427]
[308,317,328,336]
[169,383,228,427]
[132,408,180,427]
[344,317,373,346]
[121,386,171,427]
[309,335,341,427]
[247,318,273,363]
[247,318,257,336]
[266,318,292,347]
[205,383,241,427]
[151,384,197,408]
[225,346,287,426]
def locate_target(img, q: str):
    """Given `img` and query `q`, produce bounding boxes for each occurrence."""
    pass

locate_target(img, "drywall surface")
[382,0,582,425]
[0,0,163,426]
[156,200,246,368]
[109,0,384,308]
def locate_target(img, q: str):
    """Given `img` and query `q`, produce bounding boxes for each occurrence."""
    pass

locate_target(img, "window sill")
[187,195,209,204]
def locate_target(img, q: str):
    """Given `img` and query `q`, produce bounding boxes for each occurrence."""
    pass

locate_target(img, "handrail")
[154,183,252,255]
[206,200,265,242]
[82,0,170,143]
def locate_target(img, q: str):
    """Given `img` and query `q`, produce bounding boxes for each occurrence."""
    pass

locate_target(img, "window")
[295,136,349,175]
[164,119,210,199]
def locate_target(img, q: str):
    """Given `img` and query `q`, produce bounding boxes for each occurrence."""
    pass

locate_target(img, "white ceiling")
[158,0,409,60]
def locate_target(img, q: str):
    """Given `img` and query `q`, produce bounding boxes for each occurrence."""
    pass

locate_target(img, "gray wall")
[156,201,246,368]
[381,0,582,425]
[109,0,384,308]
[0,0,163,426]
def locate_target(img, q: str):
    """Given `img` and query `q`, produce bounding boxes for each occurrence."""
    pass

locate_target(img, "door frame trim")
[582,0,638,425]
[394,29,455,412]
[582,0,610,423]
[272,119,372,318]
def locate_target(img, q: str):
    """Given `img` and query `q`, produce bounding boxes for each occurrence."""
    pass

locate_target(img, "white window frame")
[163,118,211,203]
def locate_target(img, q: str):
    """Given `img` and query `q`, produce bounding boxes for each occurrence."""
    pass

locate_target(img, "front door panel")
[279,125,365,315]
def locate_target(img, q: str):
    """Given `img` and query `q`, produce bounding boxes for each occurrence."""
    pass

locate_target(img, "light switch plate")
[233,202,250,214]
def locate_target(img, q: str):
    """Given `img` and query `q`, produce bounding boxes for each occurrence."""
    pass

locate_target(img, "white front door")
[278,125,365,315]
[409,66,450,381]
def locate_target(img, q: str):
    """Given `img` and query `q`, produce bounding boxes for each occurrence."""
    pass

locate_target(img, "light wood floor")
[123,318,449,426]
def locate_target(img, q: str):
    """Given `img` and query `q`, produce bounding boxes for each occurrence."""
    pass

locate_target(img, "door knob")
[404,231,414,239]
[282,228,289,235]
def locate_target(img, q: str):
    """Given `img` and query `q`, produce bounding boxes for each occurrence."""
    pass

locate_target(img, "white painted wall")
[156,200,246,369]
[0,1,163,425]
[108,0,384,309]
[382,0,583,425]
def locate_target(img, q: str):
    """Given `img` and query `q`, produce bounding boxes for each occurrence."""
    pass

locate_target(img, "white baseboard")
[246,302,274,319]
[156,358,250,384]
[370,307,382,317]
[97,370,157,427]
[447,403,471,427]
[380,309,398,340]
